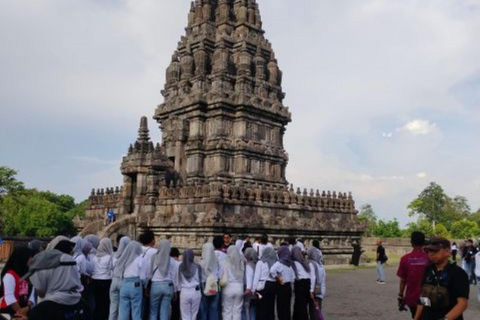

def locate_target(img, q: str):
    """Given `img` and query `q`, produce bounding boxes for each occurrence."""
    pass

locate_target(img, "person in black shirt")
[462,239,478,285]
[376,241,387,284]
[414,237,469,320]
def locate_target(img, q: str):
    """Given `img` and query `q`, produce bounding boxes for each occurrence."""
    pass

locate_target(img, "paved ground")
[323,265,480,320]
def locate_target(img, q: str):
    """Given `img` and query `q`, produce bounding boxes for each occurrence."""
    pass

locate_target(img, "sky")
[1,0,480,226]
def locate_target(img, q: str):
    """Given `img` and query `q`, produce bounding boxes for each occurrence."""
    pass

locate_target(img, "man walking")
[414,237,470,320]
[397,232,429,318]
[462,239,478,285]
[376,240,387,284]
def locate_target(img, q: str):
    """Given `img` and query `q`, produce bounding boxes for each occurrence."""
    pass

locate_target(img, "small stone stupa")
[78,0,364,264]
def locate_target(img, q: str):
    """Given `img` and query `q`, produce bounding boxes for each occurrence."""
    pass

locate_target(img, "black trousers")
[171,291,180,320]
[92,279,112,320]
[257,281,276,320]
[276,282,292,320]
[409,306,417,319]
[293,279,310,320]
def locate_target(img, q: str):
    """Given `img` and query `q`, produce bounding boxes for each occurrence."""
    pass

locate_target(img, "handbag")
[204,273,218,296]
[314,309,325,320]
[219,264,229,288]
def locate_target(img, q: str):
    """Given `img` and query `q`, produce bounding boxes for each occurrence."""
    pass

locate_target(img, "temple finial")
[138,116,150,142]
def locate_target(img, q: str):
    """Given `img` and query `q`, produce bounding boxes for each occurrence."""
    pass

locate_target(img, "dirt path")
[323,265,480,320]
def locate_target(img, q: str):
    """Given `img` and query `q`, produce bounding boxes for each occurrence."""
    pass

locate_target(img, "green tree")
[403,219,435,238]
[450,219,480,239]
[373,219,402,238]
[0,166,24,197]
[442,196,471,228]
[470,210,480,227]
[408,182,448,228]
[357,204,377,236]
[433,223,451,238]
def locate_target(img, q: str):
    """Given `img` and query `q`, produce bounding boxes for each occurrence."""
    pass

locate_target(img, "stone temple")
[77,0,364,264]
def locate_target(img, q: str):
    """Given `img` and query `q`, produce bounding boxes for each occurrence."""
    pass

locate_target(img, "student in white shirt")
[291,247,314,320]
[92,238,114,320]
[221,246,245,320]
[256,235,274,259]
[116,241,144,320]
[252,247,277,320]
[475,249,480,306]
[198,243,220,320]
[271,246,294,320]
[243,248,258,320]
[307,247,326,319]
[149,239,179,320]
[109,236,131,320]
[178,249,202,320]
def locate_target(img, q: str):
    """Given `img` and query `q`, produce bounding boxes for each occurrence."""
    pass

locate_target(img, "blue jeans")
[477,277,480,309]
[376,262,385,281]
[198,293,220,320]
[241,296,256,320]
[119,277,143,320]
[150,281,174,320]
[109,277,122,320]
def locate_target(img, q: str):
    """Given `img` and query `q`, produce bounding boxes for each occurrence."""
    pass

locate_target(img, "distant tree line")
[358,182,480,239]
[0,166,87,237]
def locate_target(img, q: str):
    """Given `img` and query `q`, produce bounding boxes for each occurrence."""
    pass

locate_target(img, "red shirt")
[396,248,430,307]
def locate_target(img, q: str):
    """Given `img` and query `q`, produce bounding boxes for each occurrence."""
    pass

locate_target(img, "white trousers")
[180,287,202,320]
[222,283,244,320]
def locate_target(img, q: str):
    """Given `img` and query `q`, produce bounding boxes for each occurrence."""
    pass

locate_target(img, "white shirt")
[74,254,90,276]
[252,261,275,292]
[245,264,255,291]
[1,273,36,306]
[92,255,113,280]
[294,261,315,293]
[270,261,295,284]
[178,268,200,289]
[475,252,480,277]
[123,256,143,279]
[140,246,158,286]
[152,258,179,291]
[310,262,326,298]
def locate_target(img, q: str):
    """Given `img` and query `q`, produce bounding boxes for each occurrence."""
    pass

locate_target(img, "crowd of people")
[0,232,326,320]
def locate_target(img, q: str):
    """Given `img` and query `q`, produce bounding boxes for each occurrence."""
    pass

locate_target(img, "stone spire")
[138,116,150,143]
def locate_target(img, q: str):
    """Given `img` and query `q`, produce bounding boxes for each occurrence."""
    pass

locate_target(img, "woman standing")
[270,246,294,320]
[307,247,326,320]
[92,238,114,320]
[242,248,258,320]
[149,239,178,320]
[109,236,131,320]
[198,243,220,320]
[252,247,277,320]
[178,249,202,320]
[0,247,35,318]
[221,246,245,320]
[116,241,144,320]
[291,247,313,320]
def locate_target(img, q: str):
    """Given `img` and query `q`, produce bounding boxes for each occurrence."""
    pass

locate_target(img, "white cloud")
[400,119,437,135]
[382,132,393,138]
[416,172,427,179]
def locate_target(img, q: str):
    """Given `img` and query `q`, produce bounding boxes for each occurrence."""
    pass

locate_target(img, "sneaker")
[378,281,386,285]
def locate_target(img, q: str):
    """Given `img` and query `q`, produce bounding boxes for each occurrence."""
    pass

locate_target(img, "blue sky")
[1,0,480,226]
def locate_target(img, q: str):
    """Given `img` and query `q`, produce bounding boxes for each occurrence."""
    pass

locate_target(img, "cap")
[424,237,451,251]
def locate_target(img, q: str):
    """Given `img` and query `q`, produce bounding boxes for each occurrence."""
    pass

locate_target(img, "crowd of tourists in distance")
[0,232,326,320]
[375,232,479,320]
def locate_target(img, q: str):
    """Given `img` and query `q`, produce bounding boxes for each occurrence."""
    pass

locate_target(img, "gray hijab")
[179,249,197,281]
[153,240,171,277]
[113,241,143,278]
[200,243,218,276]
[85,234,100,253]
[97,238,114,258]
[227,246,244,281]
[46,236,71,251]
[244,247,258,269]
[292,246,310,273]
[28,250,82,305]
[307,246,322,286]
[114,236,131,260]
[73,238,85,257]
[260,247,277,268]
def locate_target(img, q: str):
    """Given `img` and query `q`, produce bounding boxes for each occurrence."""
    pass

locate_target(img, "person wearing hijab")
[242,248,258,320]
[72,238,90,276]
[291,246,314,320]
[27,240,44,256]
[252,246,277,320]
[149,239,179,320]
[45,236,71,251]
[109,236,131,320]
[0,247,35,318]
[307,247,326,320]
[220,246,245,320]
[85,234,100,254]
[26,249,91,320]
[92,238,114,320]
[198,243,220,320]
[115,240,144,320]
[178,248,202,320]
[270,246,294,320]
[54,240,76,255]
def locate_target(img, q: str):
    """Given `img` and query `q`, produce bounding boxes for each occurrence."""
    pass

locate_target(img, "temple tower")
[155,0,291,188]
